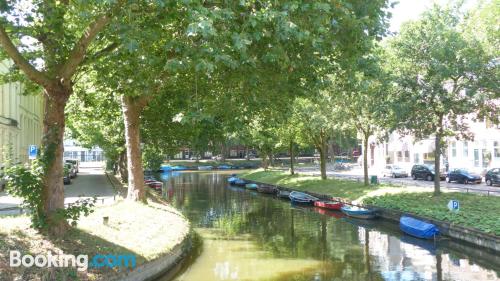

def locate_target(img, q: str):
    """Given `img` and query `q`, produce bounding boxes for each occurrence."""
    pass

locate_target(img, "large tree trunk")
[117,150,128,182]
[363,133,369,186]
[121,95,148,203]
[289,140,295,175]
[318,141,327,180]
[434,133,441,196]
[41,89,70,236]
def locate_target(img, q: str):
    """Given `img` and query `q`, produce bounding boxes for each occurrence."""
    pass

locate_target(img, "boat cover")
[400,216,439,239]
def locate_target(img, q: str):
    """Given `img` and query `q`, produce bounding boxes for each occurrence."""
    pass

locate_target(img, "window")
[474,149,479,167]
[451,141,457,157]
[397,151,403,162]
[414,153,420,164]
[463,141,468,157]
[494,141,500,158]
[404,151,410,162]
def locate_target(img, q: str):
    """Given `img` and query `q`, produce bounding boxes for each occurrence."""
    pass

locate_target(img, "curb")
[110,233,192,281]
[242,178,500,253]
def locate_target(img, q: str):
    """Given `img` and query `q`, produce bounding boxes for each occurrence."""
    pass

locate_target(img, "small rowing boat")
[400,216,439,239]
[289,191,319,205]
[234,179,247,186]
[340,205,377,219]
[257,185,276,194]
[277,189,291,199]
[314,200,343,210]
[227,177,238,184]
[245,183,258,190]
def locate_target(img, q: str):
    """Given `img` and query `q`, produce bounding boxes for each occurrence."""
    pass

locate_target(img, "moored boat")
[277,189,291,199]
[340,205,377,219]
[227,177,239,184]
[171,165,188,171]
[234,179,247,186]
[218,164,233,169]
[314,200,343,210]
[257,185,276,194]
[245,183,258,190]
[146,181,163,191]
[198,165,213,170]
[289,191,319,205]
[400,215,439,239]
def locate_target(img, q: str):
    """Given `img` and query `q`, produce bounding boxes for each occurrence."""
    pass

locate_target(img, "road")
[0,164,116,214]
[291,164,500,196]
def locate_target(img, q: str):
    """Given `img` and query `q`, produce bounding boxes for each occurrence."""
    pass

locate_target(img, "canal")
[157,171,500,281]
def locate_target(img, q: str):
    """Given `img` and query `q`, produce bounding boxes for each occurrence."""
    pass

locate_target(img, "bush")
[4,160,96,230]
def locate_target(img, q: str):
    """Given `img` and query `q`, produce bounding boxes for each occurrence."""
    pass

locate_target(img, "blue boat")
[289,191,319,205]
[218,164,233,169]
[340,205,377,219]
[171,165,188,171]
[245,183,258,190]
[160,165,172,171]
[400,216,439,239]
[227,177,239,184]
[234,179,247,186]
[198,165,213,170]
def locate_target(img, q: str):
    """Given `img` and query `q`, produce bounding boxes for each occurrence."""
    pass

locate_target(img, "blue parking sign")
[28,145,38,160]
[447,200,459,212]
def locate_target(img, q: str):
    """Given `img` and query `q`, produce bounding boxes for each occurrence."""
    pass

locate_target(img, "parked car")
[65,159,80,173]
[446,168,482,184]
[0,164,6,191]
[63,165,71,185]
[212,155,223,161]
[485,168,500,186]
[65,163,77,179]
[189,155,201,160]
[383,164,408,178]
[411,164,446,181]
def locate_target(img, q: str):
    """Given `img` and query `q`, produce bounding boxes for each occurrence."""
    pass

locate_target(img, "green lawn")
[240,169,500,236]
[364,192,500,236]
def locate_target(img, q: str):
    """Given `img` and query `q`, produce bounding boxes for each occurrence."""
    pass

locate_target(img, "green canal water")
[157,171,500,281]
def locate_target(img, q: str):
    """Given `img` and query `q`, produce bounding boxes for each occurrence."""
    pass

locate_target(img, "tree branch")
[82,42,119,65]
[59,14,111,80]
[0,25,53,88]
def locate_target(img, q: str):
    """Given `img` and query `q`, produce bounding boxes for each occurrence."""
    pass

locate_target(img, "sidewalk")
[0,165,116,214]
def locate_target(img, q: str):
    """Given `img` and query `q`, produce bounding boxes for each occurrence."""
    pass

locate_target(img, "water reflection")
[155,171,499,281]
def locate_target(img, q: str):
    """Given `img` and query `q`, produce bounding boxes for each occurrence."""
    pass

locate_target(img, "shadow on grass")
[0,225,145,281]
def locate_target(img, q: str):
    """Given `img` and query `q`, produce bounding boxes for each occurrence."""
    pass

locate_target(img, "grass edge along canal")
[239,169,500,237]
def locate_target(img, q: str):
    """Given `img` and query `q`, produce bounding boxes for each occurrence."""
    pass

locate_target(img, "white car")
[383,164,408,178]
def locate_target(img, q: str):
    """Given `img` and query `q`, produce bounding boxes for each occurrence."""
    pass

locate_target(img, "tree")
[292,95,342,180]
[0,1,125,235]
[387,4,498,195]
[336,52,391,186]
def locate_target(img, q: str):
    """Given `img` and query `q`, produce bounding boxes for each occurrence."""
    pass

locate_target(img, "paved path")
[0,165,116,214]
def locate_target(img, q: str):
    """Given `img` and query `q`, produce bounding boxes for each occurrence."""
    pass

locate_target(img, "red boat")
[314,200,343,210]
[146,181,163,190]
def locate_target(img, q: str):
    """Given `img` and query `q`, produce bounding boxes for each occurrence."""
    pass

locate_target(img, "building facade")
[63,139,105,162]
[0,60,44,164]
[363,117,500,175]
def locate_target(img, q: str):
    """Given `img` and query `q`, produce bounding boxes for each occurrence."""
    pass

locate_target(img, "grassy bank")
[364,193,500,236]
[0,200,189,280]
[240,169,500,236]
[240,169,423,201]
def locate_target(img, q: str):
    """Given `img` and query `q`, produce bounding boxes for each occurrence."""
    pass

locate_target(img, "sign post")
[28,145,38,160]
[447,200,459,212]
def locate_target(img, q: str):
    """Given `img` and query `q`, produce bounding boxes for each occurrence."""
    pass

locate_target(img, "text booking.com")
[9,251,136,272]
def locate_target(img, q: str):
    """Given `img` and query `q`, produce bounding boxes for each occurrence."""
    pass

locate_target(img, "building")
[0,60,44,164]
[363,117,500,175]
[63,139,105,162]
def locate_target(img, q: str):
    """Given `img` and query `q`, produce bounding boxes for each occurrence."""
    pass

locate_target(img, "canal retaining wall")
[243,179,500,253]
[110,232,192,281]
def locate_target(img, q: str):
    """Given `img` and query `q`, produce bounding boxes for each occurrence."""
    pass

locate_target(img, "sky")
[388,0,478,33]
